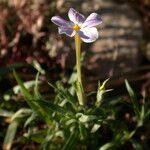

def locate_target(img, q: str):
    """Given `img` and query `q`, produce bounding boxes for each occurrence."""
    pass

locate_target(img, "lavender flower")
[51,8,102,43]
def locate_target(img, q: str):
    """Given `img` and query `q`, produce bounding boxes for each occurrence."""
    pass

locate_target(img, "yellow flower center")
[73,24,80,30]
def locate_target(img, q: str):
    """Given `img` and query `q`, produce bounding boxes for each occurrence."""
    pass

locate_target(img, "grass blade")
[13,70,33,100]
[125,80,140,118]
[62,130,78,150]
[3,121,18,150]
[34,99,69,115]
[13,70,49,122]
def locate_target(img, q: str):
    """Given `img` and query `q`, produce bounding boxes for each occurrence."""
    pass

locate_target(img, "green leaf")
[13,70,49,123]
[34,99,69,115]
[13,80,40,95]
[3,121,18,150]
[3,79,40,101]
[11,108,32,121]
[91,124,101,133]
[74,81,84,106]
[34,72,41,99]
[25,129,48,143]
[145,109,150,121]
[99,142,115,150]
[125,80,140,118]
[78,114,97,123]
[13,70,33,100]
[48,82,76,108]
[137,105,145,127]
[79,123,87,140]
[24,112,37,128]
[13,70,40,111]
[62,129,78,150]
[32,59,45,75]
[96,79,113,107]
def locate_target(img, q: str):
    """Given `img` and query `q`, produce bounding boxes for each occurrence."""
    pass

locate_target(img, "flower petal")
[58,27,75,37]
[82,13,102,28]
[51,16,71,27]
[68,8,85,24]
[78,27,99,43]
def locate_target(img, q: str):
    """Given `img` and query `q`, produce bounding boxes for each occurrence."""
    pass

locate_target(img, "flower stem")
[75,34,82,83]
[75,33,84,105]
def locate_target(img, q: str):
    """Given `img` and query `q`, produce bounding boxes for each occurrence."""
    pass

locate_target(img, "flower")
[51,8,102,43]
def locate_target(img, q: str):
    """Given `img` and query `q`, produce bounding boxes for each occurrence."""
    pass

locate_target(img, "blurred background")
[0,0,150,91]
[0,0,150,149]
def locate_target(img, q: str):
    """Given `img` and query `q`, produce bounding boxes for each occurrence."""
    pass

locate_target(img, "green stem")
[75,34,82,83]
[75,33,84,105]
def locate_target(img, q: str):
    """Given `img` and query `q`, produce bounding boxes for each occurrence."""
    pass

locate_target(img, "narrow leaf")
[99,142,115,150]
[24,112,37,128]
[34,99,68,115]
[34,72,41,99]
[11,108,32,121]
[62,130,78,150]
[48,82,76,107]
[3,121,18,150]
[125,80,140,118]
[25,129,48,143]
[13,70,48,122]
[13,70,32,100]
